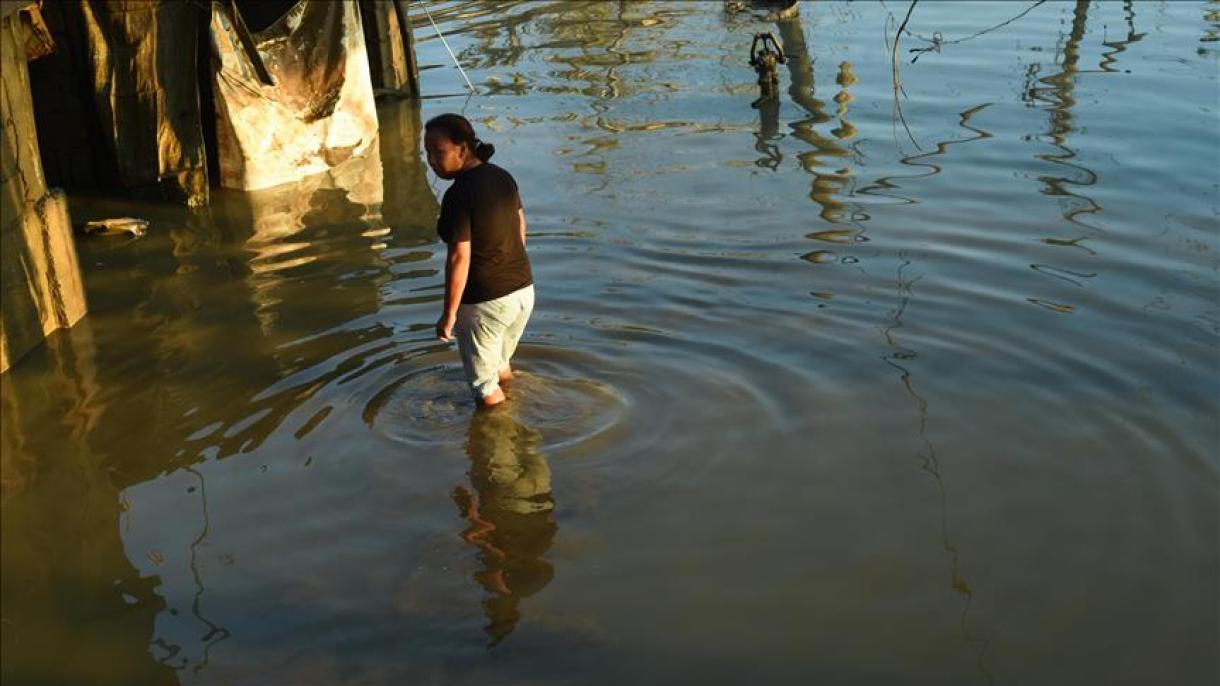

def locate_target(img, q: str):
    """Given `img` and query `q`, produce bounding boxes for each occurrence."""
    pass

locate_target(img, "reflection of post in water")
[211,145,394,386]
[856,103,993,208]
[1099,0,1144,73]
[749,32,786,108]
[881,255,993,684]
[376,97,440,239]
[452,411,556,645]
[750,31,785,169]
[775,15,859,226]
[775,14,826,125]
[1025,0,1102,229]
[754,95,782,170]
[831,61,857,140]
[1204,2,1220,52]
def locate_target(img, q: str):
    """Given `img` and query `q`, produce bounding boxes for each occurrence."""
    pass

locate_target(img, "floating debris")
[801,249,836,264]
[1027,298,1076,314]
[82,217,148,238]
[1030,263,1097,287]
[1041,236,1096,254]
[806,229,865,244]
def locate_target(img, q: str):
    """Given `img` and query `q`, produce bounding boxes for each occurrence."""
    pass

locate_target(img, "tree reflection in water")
[452,409,556,646]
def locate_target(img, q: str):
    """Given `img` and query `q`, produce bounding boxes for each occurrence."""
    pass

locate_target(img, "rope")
[880,0,1048,56]
[421,2,478,95]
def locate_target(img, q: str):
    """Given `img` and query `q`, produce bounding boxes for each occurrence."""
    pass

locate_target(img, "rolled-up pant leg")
[455,285,534,400]
[500,285,534,368]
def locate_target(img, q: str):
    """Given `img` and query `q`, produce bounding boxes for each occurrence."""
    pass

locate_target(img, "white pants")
[455,285,535,399]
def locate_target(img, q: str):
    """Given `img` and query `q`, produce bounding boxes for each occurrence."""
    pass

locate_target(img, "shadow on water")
[453,408,557,646]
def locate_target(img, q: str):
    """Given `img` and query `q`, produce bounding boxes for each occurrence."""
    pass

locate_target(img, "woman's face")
[424,131,469,179]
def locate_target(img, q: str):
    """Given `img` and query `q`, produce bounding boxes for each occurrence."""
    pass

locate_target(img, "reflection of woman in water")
[424,113,534,408]
[452,410,556,645]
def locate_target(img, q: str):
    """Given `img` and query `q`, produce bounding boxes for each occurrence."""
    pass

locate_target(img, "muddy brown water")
[2,2,1217,684]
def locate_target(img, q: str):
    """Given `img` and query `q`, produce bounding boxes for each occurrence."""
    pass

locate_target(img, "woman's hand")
[436,312,457,341]
[439,240,470,343]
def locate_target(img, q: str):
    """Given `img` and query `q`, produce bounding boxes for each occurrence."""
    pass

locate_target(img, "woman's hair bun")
[425,113,495,162]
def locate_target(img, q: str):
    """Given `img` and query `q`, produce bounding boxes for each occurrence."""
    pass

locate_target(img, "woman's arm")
[437,239,471,340]
[518,208,527,247]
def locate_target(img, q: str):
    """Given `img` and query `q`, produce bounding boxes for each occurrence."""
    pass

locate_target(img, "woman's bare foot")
[498,366,514,383]
[479,387,507,408]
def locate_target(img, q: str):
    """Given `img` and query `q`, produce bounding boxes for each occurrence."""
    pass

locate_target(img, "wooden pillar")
[359,0,419,98]
[396,0,420,97]
[0,4,87,373]
[27,1,210,206]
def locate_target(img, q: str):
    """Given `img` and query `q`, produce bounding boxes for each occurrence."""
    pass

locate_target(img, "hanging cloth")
[210,0,379,190]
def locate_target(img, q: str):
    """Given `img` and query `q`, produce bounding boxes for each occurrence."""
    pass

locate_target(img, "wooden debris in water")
[82,217,148,238]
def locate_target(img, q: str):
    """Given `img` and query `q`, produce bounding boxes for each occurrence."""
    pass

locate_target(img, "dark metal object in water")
[749,32,786,108]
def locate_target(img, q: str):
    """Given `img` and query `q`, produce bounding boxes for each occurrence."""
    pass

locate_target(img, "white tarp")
[210,0,379,190]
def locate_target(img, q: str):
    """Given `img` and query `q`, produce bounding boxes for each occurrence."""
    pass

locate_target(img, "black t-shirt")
[436,162,533,304]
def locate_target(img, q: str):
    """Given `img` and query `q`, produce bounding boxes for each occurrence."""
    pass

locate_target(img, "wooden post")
[359,0,419,98]
[0,5,87,372]
[394,0,419,97]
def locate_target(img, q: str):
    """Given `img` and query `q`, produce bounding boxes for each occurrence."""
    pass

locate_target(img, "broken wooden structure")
[30,0,419,202]
[1,0,421,372]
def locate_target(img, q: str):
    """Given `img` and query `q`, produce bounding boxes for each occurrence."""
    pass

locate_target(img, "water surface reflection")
[1,328,179,686]
[454,409,556,645]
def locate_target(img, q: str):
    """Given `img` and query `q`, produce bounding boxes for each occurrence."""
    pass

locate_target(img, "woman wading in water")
[425,114,534,408]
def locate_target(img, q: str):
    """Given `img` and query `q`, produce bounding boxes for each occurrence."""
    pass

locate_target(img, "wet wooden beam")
[0,7,87,372]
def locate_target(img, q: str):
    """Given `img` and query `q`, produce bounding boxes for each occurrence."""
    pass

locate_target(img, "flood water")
[2,1,1217,684]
